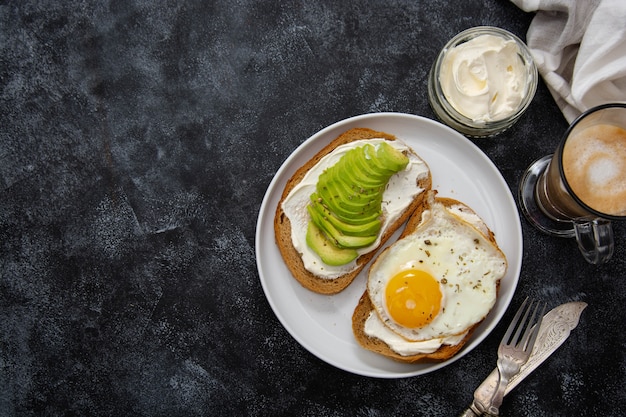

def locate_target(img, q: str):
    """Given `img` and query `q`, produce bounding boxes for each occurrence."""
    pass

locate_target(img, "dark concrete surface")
[1,1,624,416]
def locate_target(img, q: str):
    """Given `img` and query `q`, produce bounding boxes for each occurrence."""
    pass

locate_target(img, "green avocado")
[309,199,381,237]
[307,204,378,249]
[318,160,384,216]
[305,222,358,266]
[310,193,382,225]
[347,147,392,182]
[306,141,409,263]
[341,165,383,191]
[329,167,382,204]
[316,180,381,220]
[376,141,410,171]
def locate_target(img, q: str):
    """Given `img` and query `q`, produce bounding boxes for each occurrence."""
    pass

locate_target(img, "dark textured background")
[1,1,624,416]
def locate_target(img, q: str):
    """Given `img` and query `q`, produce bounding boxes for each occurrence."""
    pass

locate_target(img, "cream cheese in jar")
[428,27,537,137]
[439,34,527,123]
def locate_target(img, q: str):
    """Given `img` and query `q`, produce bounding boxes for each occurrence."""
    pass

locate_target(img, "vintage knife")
[459,301,587,417]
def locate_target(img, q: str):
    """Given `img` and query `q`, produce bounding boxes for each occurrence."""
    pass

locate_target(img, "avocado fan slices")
[305,142,409,266]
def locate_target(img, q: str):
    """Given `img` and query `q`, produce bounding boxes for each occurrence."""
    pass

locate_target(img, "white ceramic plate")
[255,113,522,378]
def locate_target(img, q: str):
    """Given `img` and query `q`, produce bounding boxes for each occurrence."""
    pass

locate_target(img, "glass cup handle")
[573,218,614,265]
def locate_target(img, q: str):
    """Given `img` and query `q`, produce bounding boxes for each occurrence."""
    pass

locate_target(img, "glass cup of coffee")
[519,103,626,264]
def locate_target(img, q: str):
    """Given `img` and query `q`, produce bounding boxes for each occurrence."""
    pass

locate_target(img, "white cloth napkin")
[511,0,626,122]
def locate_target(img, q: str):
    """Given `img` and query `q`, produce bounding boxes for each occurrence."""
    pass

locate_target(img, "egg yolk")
[384,269,442,328]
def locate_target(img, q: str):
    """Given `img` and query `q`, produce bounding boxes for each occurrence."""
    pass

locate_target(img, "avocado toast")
[274,128,432,294]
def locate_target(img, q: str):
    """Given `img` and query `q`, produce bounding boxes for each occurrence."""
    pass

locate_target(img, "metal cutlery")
[486,298,546,415]
[460,297,546,416]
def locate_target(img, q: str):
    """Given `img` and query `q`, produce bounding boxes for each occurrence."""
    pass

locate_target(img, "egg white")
[367,197,507,342]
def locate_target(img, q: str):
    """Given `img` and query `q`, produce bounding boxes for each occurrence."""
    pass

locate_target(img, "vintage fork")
[485,297,546,416]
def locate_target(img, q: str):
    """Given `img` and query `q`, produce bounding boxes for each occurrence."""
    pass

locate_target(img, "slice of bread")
[274,128,432,295]
[352,193,504,362]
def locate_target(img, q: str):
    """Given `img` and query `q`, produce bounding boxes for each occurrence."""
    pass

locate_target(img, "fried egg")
[367,196,507,343]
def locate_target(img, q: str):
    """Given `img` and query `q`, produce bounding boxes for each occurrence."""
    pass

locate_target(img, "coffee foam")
[562,124,626,216]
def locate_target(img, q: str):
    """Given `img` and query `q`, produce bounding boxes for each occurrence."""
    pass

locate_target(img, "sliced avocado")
[310,193,381,225]
[375,142,409,172]
[328,164,384,213]
[336,193,382,215]
[306,222,358,266]
[308,205,377,249]
[327,176,382,213]
[367,145,399,174]
[305,141,410,264]
[347,148,392,182]
[340,165,384,193]
[329,168,382,204]
[362,144,399,177]
[322,160,382,205]
[316,182,341,211]
[317,184,380,220]
[329,205,382,225]
[326,171,363,205]
[309,199,381,237]
[317,168,365,212]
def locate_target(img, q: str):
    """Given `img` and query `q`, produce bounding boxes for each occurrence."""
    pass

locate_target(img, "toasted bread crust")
[273,128,432,295]
[351,194,502,362]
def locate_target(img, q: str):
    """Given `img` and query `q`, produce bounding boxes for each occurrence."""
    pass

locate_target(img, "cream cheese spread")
[364,311,467,355]
[281,138,429,279]
[439,34,528,123]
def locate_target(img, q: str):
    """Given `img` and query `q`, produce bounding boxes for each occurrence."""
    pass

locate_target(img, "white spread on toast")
[364,310,467,355]
[281,138,429,279]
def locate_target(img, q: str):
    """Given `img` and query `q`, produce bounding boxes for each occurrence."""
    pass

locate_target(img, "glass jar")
[428,26,538,137]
